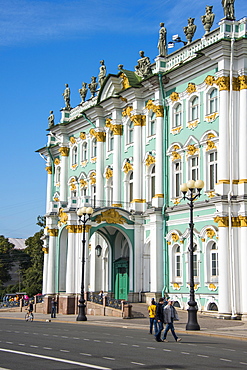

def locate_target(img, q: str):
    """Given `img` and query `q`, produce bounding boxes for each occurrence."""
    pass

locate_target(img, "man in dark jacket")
[154,297,164,342]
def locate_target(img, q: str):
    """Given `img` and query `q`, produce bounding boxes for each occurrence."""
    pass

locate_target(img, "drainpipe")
[81,112,96,128]
[158,72,169,295]
[228,34,237,319]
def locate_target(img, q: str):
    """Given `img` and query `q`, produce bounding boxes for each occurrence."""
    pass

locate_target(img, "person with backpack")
[148,298,157,335]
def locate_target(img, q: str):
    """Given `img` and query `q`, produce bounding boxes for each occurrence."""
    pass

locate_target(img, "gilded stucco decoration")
[187,120,199,130]
[69,178,77,190]
[206,228,215,239]
[214,216,228,227]
[232,77,240,91]
[120,73,131,89]
[145,154,156,167]
[81,160,88,167]
[145,100,164,117]
[42,247,49,254]
[89,128,106,142]
[105,167,113,179]
[208,283,217,291]
[89,172,96,184]
[171,144,181,162]
[205,191,216,198]
[105,118,123,135]
[130,114,146,126]
[172,198,181,205]
[171,126,183,135]
[173,283,181,290]
[54,158,60,165]
[45,166,52,174]
[58,208,68,226]
[239,75,247,90]
[80,179,88,188]
[170,92,180,102]
[70,136,76,144]
[239,216,247,227]
[53,196,59,202]
[80,132,86,140]
[206,140,216,151]
[123,161,133,174]
[205,112,218,122]
[186,83,197,94]
[186,144,198,156]
[59,147,70,156]
[122,106,133,117]
[47,228,58,237]
[204,75,215,86]
[119,96,128,103]
[171,233,179,242]
[215,76,230,91]
[66,225,83,233]
[96,209,125,224]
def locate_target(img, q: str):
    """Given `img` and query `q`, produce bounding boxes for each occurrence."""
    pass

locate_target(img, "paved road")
[0,318,247,369]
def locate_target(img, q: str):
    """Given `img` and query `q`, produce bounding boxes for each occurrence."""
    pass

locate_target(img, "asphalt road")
[0,319,247,369]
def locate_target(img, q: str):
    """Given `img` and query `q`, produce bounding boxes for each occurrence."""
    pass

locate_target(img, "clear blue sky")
[0,0,246,239]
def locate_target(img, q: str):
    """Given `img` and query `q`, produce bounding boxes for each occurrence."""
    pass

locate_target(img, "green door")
[114,259,129,300]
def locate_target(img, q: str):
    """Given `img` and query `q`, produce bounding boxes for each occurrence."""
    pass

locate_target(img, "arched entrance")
[89,222,134,301]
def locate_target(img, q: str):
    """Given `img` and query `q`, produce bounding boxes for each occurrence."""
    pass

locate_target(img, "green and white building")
[38,9,247,318]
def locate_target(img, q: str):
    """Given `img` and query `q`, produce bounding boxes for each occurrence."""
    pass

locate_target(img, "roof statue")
[62,83,71,109]
[89,76,98,97]
[135,51,152,79]
[158,22,167,57]
[98,60,106,88]
[79,82,88,103]
[221,0,235,20]
[48,110,54,128]
[201,6,215,34]
[183,18,197,44]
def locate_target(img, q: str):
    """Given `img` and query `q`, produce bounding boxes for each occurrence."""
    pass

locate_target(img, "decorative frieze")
[96,209,125,224]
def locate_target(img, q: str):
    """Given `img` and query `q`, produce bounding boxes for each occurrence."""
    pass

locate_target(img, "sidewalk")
[1,304,247,341]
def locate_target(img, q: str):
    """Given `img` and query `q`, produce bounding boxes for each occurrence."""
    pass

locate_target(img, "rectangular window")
[209,152,217,190]
[174,162,181,198]
[193,254,198,277]
[190,156,198,181]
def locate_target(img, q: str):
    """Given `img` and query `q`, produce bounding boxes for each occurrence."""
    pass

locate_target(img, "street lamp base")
[76,314,87,321]
[76,301,87,321]
[186,307,200,330]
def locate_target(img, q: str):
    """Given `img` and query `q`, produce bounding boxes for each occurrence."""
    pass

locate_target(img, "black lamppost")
[76,206,93,321]
[180,179,204,331]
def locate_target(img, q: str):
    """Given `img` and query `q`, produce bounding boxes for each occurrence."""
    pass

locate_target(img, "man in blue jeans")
[162,300,182,342]
[154,297,164,342]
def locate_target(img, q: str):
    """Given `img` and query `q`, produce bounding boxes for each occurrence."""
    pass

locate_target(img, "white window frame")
[191,96,199,121]
[173,103,182,128]
[188,155,199,182]
[207,150,217,191]
[91,138,97,158]
[71,145,78,166]
[205,240,218,283]
[172,161,182,198]
[209,88,218,114]
[81,142,88,161]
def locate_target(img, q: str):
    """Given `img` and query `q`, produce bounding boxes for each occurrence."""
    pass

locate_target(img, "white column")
[239,81,247,181]
[42,234,49,295]
[217,88,229,181]
[240,226,247,317]
[217,225,231,316]
[46,229,58,294]
[133,217,144,294]
[95,131,105,207]
[76,226,91,294]
[149,213,163,293]
[131,115,144,211]
[65,227,76,294]
[59,147,69,203]
[112,123,122,205]
[45,161,53,213]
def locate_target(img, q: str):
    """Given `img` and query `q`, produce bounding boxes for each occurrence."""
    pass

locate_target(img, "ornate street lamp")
[180,179,204,330]
[76,206,93,321]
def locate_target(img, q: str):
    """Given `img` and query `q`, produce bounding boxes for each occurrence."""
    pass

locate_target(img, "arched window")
[209,89,218,114]
[92,138,97,158]
[148,112,156,136]
[151,165,155,198]
[129,171,133,202]
[189,156,199,181]
[91,185,96,206]
[174,103,182,127]
[191,97,199,121]
[82,142,88,161]
[72,146,78,165]
[193,244,198,278]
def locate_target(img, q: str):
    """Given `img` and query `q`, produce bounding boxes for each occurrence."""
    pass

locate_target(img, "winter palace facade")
[38,7,247,318]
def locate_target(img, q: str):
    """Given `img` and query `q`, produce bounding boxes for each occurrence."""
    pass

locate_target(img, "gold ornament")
[187,144,198,156]
[186,83,197,94]
[239,75,247,90]
[70,137,76,144]
[145,100,164,117]
[170,92,180,101]
[47,228,58,237]
[123,161,133,173]
[205,75,215,86]
[130,114,146,126]
[80,179,88,188]
[215,76,230,91]
[120,73,131,89]
[206,228,215,238]
[59,147,70,156]
[145,154,155,166]
[58,208,68,226]
[96,209,125,224]
[45,166,52,174]
[171,233,179,242]
[105,167,113,179]
[90,128,106,142]
[122,106,133,117]
[80,132,86,140]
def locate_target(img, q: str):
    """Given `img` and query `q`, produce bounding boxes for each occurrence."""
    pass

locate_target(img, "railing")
[0,295,45,309]
[87,293,127,310]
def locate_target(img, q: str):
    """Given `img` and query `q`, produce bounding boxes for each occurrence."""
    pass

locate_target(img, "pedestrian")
[51,298,57,318]
[162,300,182,342]
[148,298,157,334]
[154,297,164,342]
